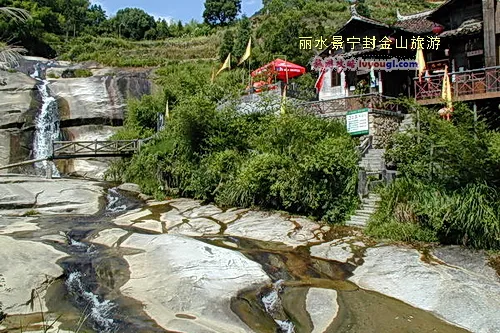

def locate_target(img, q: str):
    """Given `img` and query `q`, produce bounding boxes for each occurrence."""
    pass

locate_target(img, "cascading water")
[30,62,60,177]
[261,280,296,333]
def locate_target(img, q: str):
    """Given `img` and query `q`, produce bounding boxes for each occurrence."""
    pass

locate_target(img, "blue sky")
[91,0,262,23]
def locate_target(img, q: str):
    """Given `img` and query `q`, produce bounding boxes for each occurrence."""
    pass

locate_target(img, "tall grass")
[369,103,500,250]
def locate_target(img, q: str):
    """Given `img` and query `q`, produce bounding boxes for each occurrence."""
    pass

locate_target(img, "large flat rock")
[119,233,270,333]
[0,175,104,215]
[349,245,500,333]
[224,211,324,247]
[0,235,67,314]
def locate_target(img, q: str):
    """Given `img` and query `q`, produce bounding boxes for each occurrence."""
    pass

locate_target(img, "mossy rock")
[61,69,93,78]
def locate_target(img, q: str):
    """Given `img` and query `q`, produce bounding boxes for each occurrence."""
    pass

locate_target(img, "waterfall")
[30,63,60,177]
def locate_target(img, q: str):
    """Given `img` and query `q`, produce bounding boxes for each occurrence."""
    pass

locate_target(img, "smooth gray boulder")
[117,183,141,194]
[0,235,67,314]
[349,245,500,333]
[119,233,270,333]
[0,175,104,215]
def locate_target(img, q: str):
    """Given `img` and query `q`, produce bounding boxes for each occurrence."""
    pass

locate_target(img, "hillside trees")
[111,8,156,40]
[219,29,234,62]
[232,15,251,60]
[203,0,241,26]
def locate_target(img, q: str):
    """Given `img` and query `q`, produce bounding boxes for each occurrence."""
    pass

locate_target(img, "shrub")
[369,102,500,250]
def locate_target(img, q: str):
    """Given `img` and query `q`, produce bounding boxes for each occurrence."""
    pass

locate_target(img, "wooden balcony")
[415,66,500,105]
[299,93,405,117]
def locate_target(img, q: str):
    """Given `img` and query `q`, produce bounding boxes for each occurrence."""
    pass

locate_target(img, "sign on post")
[346,108,369,135]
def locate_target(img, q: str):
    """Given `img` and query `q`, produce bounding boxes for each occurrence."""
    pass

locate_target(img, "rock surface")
[305,288,339,333]
[0,175,104,215]
[0,235,67,314]
[117,183,141,194]
[225,210,324,247]
[349,245,500,333]
[0,70,37,129]
[91,228,129,247]
[119,233,271,333]
[0,216,39,235]
[49,67,152,124]
[0,71,38,170]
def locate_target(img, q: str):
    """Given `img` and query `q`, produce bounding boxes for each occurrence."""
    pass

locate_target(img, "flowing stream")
[2,188,475,333]
[30,62,60,177]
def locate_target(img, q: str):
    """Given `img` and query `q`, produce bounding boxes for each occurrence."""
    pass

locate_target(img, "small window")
[331,71,340,87]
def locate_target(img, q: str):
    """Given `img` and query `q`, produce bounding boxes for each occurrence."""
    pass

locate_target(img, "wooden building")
[414,0,500,113]
[318,5,434,102]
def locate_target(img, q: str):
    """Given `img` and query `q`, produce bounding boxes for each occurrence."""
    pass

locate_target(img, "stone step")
[346,218,369,227]
[362,197,380,201]
[355,209,376,215]
[346,220,367,227]
[360,159,383,163]
[348,216,370,223]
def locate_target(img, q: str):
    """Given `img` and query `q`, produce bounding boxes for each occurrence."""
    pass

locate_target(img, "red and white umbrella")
[251,59,306,82]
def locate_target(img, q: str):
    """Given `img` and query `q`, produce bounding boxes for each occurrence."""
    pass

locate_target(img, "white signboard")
[346,108,369,135]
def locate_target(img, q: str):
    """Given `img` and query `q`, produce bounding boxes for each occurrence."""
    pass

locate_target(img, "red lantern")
[432,24,444,34]
[389,36,396,44]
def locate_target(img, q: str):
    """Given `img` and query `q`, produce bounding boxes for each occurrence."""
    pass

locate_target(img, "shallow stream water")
[3,187,470,333]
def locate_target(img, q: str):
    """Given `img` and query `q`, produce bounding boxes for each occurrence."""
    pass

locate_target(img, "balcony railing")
[414,66,500,102]
[299,93,404,117]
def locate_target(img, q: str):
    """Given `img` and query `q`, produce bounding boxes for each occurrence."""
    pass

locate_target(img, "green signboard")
[346,108,370,136]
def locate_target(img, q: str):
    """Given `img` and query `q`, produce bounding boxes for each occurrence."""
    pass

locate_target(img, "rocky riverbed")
[1,175,499,333]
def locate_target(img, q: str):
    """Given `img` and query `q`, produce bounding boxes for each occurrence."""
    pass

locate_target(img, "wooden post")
[483,0,496,67]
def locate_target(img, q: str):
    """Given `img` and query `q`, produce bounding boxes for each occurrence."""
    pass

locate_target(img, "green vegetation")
[22,209,40,216]
[203,0,241,26]
[0,0,434,67]
[59,35,221,67]
[107,63,359,223]
[368,103,500,250]
[0,0,214,58]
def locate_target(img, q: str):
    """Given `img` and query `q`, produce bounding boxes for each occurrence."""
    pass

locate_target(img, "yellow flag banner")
[216,53,231,77]
[238,38,251,66]
[416,48,426,82]
[441,65,452,108]
[280,84,287,115]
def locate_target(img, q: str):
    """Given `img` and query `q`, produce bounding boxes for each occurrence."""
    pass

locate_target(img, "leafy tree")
[233,15,251,60]
[112,8,156,40]
[156,19,170,39]
[219,29,234,62]
[203,0,241,26]
[356,0,371,18]
[85,4,106,30]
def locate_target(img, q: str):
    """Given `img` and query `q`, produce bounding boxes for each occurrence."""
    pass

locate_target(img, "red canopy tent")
[251,59,306,83]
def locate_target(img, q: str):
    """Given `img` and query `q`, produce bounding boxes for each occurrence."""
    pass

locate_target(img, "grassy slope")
[59,1,434,67]
[59,34,221,67]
